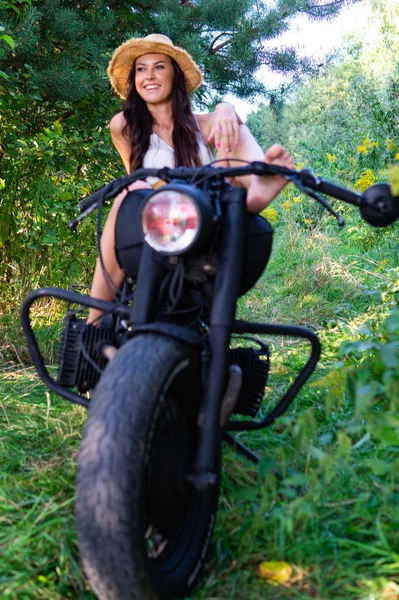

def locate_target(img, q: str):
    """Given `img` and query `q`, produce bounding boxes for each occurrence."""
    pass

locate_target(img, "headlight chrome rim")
[140,184,213,256]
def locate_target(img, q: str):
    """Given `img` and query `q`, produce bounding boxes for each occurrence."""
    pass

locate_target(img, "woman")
[88,34,293,323]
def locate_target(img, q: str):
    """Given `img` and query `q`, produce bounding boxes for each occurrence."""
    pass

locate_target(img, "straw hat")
[107,33,203,98]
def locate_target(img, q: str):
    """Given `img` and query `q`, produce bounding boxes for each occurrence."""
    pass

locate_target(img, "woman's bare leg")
[87,190,127,324]
[87,181,151,324]
[216,125,294,214]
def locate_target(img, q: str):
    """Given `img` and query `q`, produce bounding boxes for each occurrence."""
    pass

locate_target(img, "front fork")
[190,188,247,489]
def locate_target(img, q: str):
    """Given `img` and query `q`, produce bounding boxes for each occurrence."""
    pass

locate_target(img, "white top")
[143,131,213,185]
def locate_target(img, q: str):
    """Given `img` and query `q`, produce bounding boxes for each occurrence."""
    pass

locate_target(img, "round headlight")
[141,185,213,255]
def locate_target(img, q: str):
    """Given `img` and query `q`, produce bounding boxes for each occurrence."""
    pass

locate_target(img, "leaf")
[356,341,377,353]
[280,487,297,499]
[372,414,399,428]
[283,473,309,487]
[362,459,390,476]
[8,3,21,14]
[355,384,376,415]
[340,340,376,357]
[386,311,399,333]
[0,34,15,50]
[257,456,276,479]
[308,445,325,460]
[298,501,315,518]
[374,427,399,448]
[356,323,372,335]
[258,561,293,583]
[41,230,58,245]
[380,343,398,369]
[59,191,73,201]
[318,432,333,446]
[232,488,258,501]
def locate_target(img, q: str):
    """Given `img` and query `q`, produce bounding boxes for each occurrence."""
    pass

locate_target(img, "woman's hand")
[127,180,152,192]
[107,180,151,211]
[207,103,242,156]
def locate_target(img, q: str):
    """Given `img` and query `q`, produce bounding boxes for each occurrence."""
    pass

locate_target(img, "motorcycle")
[21,160,399,600]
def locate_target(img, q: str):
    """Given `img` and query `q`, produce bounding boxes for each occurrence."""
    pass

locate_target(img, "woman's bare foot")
[246,144,294,213]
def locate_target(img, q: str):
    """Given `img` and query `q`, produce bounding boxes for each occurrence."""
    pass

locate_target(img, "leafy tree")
[1,0,359,105]
[0,0,30,78]
[0,0,359,306]
[247,0,399,180]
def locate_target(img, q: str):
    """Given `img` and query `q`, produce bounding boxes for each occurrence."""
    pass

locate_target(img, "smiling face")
[134,53,175,105]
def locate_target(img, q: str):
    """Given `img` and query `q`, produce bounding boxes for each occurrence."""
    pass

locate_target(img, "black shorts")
[115,189,273,296]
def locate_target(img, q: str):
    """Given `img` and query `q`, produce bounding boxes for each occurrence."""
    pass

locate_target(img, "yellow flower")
[295,162,305,171]
[386,138,397,152]
[354,169,376,192]
[378,258,388,271]
[394,152,399,161]
[384,165,399,196]
[357,137,378,155]
[303,218,312,226]
[293,196,301,203]
[357,137,369,154]
[327,153,336,163]
[281,201,292,211]
[262,206,278,224]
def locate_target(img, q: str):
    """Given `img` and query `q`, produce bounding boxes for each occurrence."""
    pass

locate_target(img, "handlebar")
[77,163,282,212]
[71,162,399,229]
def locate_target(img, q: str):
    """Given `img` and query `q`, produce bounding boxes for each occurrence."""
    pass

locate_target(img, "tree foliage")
[247,0,399,184]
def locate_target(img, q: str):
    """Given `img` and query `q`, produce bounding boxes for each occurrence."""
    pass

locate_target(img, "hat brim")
[107,39,203,98]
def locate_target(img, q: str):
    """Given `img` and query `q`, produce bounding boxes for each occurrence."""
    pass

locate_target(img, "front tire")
[76,334,220,600]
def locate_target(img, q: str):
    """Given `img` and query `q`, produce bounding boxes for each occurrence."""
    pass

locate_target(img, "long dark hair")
[122,57,202,173]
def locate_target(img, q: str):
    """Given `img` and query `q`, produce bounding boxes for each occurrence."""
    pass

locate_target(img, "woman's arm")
[109,112,132,173]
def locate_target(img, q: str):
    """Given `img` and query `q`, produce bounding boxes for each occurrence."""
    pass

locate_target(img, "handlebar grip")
[79,184,110,211]
[77,171,153,212]
[316,180,362,206]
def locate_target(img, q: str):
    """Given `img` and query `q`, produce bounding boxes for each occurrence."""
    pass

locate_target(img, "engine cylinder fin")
[229,346,270,417]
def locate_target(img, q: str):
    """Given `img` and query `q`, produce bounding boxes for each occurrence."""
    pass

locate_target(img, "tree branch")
[299,0,349,18]
[209,32,232,54]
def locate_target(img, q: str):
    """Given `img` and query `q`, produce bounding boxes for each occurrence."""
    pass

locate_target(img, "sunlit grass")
[1,214,399,599]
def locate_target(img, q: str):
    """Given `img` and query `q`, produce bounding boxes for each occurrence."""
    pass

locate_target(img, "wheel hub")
[146,404,192,535]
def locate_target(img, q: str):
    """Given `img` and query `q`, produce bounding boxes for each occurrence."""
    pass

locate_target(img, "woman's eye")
[156,65,164,70]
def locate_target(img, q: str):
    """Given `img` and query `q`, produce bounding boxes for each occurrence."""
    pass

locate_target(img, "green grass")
[0,367,91,599]
[1,212,399,599]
